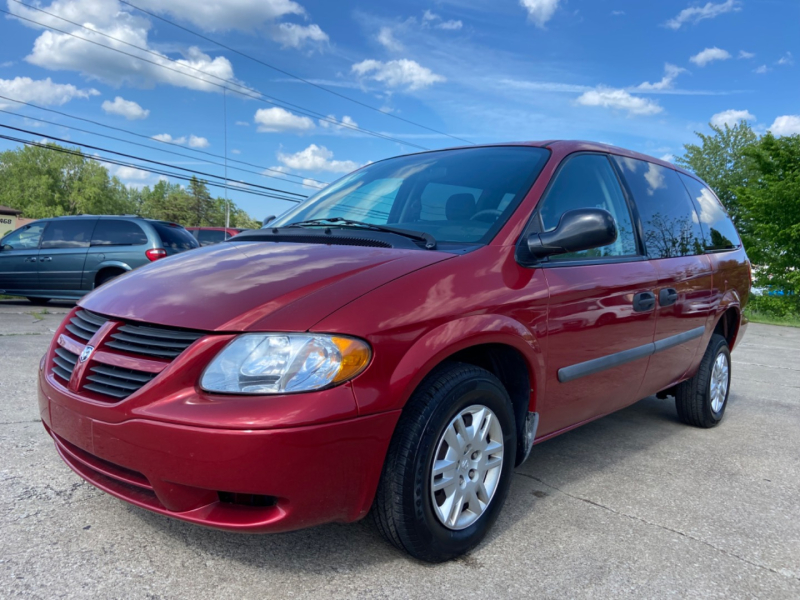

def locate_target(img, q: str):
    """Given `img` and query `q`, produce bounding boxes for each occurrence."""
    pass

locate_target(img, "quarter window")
[678,174,740,251]
[614,157,704,259]
[40,219,95,249]
[537,154,638,260]
[1,222,46,250]
[91,220,148,246]
[197,230,227,245]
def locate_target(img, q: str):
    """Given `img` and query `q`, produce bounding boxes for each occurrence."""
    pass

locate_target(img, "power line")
[118,0,475,147]
[3,3,431,151]
[0,123,307,198]
[0,107,325,190]
[0,95,329,187]
[0,132,303,203]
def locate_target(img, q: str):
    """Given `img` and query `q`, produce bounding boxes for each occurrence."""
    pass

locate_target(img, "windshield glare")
[272,147,550,245]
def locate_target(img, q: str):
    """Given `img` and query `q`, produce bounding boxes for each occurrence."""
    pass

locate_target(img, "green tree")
[738,133,800,302]
[0,143,136,217]
[676,121,757,227]
[187,176,215,226]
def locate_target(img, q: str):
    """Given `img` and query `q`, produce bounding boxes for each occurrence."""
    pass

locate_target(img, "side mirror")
[527,208,617,259]
[262,215,276,227]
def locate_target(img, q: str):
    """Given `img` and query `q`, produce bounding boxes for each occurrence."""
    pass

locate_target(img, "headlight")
[200,334,371,395]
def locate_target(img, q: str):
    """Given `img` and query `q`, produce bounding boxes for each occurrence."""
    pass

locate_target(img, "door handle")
[24,256,37,262]
[632,291,656,312]
[40,256,52,262]
[659,288,679,307]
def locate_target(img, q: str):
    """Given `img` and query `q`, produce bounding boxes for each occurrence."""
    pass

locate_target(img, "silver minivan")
[0,215,199,303]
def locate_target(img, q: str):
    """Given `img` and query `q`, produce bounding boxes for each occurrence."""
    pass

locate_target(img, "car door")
[529,153,658,437]
[0,221,46,295]
[37,218,97,295]
[613,157,714,397]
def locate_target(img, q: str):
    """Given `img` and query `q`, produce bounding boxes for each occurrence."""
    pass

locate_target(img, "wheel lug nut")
[471,451,479,460]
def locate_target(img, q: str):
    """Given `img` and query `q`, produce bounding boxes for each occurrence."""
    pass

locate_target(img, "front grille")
[84,363,157,400]
[65,309,108,342]
[106,322,204,359]
[52,347,79,383]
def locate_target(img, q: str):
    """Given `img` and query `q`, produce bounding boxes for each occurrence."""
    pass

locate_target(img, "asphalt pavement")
[2,298,799,599]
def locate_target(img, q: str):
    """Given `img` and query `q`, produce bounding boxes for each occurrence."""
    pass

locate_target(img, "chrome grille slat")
[116,324,202,342]
[90,364,154,383]
[83,383,130,399]
[85,373,144,392]
[65,323,93,342]
[51,347,79,383]
[52,364,73,382]
[110,331,196,350]
[105,340,182,359]
[82,364,157,400]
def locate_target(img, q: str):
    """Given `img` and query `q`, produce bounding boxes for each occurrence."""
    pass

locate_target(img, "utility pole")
[223,87,230,239]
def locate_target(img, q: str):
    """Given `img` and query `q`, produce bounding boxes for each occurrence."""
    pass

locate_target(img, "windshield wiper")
[283,217,436,249]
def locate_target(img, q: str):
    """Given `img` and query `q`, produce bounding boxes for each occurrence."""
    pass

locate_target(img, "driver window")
[538,154,638,260]
[1,222,46,250]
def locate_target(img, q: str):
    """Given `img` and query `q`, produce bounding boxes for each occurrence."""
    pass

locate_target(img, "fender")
[94,260,133,274]
[381,313,546,414]
[716,288,744,349]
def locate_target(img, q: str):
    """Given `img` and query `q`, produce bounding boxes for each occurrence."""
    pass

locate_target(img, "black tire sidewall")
[410,374,516,560]
[707,339,732,422]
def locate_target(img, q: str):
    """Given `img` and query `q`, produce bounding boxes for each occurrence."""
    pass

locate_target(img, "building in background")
[0,206,23,238]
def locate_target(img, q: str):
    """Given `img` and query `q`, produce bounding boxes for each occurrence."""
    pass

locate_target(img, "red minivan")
[38,142,749,562]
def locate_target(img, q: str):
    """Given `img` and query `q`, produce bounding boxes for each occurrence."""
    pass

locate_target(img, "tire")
[26,297,50,305]
[95,270,123,287]
[675,333,731,428]
[372,362,517,563]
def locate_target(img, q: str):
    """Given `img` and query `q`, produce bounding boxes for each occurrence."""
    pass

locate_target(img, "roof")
[0,205,22,216]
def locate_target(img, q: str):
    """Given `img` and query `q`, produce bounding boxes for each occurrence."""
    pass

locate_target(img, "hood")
[80,241,450,332]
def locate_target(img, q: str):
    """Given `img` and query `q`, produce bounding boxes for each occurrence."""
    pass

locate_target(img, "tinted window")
[1,222,46,250]
[91,220,148,246]
[271,147,550,245]
[538,154,638,259]
[614,157,704,259]
[41,219,95,249]
[679,174,740,251]
[197,230,227,245]
[152,223,200,250]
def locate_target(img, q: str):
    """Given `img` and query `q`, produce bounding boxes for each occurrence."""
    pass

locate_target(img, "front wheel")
[675,333,731,428]
[372,362,516,562]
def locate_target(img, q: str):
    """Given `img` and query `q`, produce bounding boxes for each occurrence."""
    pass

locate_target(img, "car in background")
[0,215,199,303]
[186,227,248,246]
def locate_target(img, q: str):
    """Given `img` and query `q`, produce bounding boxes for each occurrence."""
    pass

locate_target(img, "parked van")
[37,142,749,562]
[0,215,199,302]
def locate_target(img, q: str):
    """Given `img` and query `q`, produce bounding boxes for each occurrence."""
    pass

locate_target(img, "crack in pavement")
[514,471,800,583]
[738,362,800,373]
[0,419,42,426]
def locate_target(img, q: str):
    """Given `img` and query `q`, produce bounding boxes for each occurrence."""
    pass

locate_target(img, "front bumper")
[39,369,399,533]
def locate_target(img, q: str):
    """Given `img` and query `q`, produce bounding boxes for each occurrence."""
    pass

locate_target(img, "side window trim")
[516,151,646,268]
[608,154,648,258]
[677,174,740,253]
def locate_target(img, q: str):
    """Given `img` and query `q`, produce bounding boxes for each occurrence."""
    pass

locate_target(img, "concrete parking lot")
[2,299,799,599]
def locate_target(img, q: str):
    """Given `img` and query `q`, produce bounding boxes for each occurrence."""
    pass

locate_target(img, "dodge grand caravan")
[37,142,749,562]
[0,215,199,303]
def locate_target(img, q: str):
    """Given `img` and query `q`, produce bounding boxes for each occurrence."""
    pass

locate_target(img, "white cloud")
[235,121,250,126]
[519,0,561,28]
[319,114,359,132]
[377,27,403,52]
[277,144,360,173]
[769,115,800,136]
[101,96,149,120]
[254,107,315,132]
[664,0,740,30]
[438,20,463,30]
[1,61,13,68]
[777,52,794,66]
[738,50,755,59]
[754,65,769,74]
[188,135,209,148]
[302,178,323,190]
[9,0,237,92]
[352,59,445,91]
[690,47,732,67]
[611,10,625,16]
[152,133,186,144]
[0,76,98,110]
[637,63,686,91]
[114,165,151,181]
[710,109,755,128]
[660,153,675,163]
[576,87,662,116]
[231,149,241,155]
[151,133,208,147]
[133,0,305,32]
[272,23,329,49]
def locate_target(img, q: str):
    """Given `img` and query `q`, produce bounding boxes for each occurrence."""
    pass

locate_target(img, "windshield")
[272,146,550,245]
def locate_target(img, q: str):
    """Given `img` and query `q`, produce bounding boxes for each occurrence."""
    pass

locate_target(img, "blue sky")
[0,0,797,221]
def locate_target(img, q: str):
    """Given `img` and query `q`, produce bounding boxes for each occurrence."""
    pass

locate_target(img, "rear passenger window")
[537,154,638,259]
[679,175,740,251]
[614,157,704,259]
[91,220,147,246]
[40,220,95,249]
[152,223,200,250]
